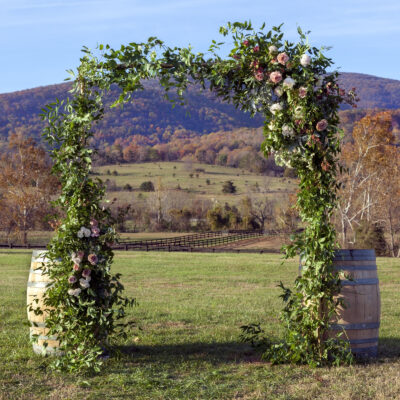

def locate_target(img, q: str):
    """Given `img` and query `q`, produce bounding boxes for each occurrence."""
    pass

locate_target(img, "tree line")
[1,111,400,255]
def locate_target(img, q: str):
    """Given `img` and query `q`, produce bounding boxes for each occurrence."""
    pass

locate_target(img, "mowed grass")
[94,161,298,206]
[1,251,400,399]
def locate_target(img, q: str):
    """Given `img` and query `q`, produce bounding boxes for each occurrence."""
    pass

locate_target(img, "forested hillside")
[1,72,400,147]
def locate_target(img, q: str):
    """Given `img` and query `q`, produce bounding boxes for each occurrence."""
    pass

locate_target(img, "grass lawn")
[1,250,400,399]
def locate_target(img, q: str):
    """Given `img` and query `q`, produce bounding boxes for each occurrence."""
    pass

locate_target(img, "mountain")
[0,72,399,145]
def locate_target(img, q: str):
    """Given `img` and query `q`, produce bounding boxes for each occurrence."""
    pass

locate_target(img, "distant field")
[1,250,400,399]
[94,161,298,206]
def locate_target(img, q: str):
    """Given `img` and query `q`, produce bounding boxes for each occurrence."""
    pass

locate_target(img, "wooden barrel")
[299,249,380,357]
[331,249,380,357]
[27,250,60,355]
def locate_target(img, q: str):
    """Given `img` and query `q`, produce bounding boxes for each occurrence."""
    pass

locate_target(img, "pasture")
[94,161,298,206]
[1,250,400,399]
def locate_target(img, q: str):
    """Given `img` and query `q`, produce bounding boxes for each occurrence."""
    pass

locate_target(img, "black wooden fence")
[0,229,284,253]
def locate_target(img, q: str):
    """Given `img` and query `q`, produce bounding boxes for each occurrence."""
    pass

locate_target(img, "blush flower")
[316,119,328,131]
[68,276,77,284]
[73,264,80,271]
[88,253,98,265]
[300,54,311,67]
[254,67,264,81]
[91,227,100,237]
[269,71,282,84]
[277,52,289,65]
[298,86,308,98]
[243,40,249,47]
[82,268,91,278]
[90,218,98,227]
[253,45,260,52]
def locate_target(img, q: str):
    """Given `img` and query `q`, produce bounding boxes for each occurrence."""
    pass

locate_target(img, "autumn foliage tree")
[0,131,59,244]
[337,111,400,254]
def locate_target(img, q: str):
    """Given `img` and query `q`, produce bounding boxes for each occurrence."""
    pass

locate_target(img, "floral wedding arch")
[37,21,357,372]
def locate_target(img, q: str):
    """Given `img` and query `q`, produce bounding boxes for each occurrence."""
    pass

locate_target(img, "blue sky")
[1,0,400,93]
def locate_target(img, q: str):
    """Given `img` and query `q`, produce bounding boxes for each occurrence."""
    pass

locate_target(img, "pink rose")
[316,119,328,131]
[254,67,264,81]
[73,263,80,271]
[298,87,308,99]
[243,40,249,47]
[90,218,98,227]
[277,52,289,65]
[253,45,260,52]
[88,253,98,265]
[269,71,282,84]
[68,276,77,284]
[82,268,92,278]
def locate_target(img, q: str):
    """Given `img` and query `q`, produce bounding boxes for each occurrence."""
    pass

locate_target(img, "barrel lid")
[334,249,376,261]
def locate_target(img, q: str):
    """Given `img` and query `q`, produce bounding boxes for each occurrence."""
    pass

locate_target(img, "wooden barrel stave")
[27,250,60,355]
[300,249,380,357]
[331,249,380,357]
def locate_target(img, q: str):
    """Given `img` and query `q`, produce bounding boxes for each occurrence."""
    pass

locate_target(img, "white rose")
[74,288,82,296]
[269,103,283,114]
[268,45,278,54]
[294,106,304,118]
[83,227,91,237]
[80,278,90,289]
[283,77,295,89]
[274,86,283,97]
[77,230,84,239]
[68,289,75,296]
[300,54,311,67]
[282,124,295,137]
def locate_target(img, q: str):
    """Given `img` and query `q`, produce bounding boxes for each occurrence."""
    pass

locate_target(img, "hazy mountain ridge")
[0,72,399,145]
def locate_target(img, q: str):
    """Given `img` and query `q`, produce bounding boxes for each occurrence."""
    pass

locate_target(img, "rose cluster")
[68,251,95,296]
[233,37,347,168]
[68,219,103,297]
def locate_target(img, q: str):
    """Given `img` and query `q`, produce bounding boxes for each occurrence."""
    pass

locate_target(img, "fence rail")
[0,229,286,253]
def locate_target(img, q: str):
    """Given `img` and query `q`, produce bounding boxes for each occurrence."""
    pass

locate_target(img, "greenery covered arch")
[40,21,356,372]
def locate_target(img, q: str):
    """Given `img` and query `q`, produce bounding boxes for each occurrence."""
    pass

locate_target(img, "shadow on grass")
[113,341,262,366]
[376,337,400,359]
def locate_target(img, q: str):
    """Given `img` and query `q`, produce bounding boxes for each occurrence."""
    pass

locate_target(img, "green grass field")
[1,250,400,399]
[94,161,297,206]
